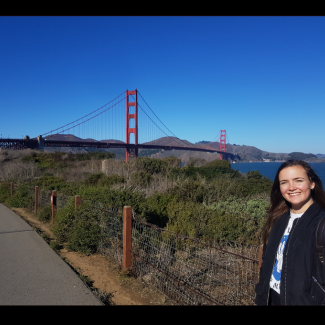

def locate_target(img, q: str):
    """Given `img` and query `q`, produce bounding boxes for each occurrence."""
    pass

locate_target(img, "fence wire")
[56,192,72,210]
[38,188,52,210]
[90,202,124,266]
[87,203,260,306]
[130,215,259,305]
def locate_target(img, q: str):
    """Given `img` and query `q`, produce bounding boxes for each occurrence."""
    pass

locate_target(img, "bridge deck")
[0,138,234,158]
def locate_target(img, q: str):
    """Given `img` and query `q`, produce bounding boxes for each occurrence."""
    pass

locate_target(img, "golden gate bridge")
[0,90,235,161]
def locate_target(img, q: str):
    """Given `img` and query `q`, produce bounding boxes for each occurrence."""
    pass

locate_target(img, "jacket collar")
[290,202,322,236]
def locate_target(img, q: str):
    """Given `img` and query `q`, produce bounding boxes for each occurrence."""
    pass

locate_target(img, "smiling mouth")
[289,193,300,196]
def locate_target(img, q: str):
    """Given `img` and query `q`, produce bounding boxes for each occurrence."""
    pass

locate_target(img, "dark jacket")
[255,202,325,305]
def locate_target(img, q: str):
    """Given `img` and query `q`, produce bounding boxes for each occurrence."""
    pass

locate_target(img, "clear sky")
[1,16,324,154]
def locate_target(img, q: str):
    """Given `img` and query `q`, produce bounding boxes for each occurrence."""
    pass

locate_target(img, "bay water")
[230,162,325,187]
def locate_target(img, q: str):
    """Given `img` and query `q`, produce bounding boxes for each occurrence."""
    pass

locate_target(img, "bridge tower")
[126,89,138,162]
[220,130,226,160]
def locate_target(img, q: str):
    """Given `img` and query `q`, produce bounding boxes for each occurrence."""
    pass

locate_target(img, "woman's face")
[279,165,315,213]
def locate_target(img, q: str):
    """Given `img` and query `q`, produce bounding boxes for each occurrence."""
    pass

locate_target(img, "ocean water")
[230,162,325,186]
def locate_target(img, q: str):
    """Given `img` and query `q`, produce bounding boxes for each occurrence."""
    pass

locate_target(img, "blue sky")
[1,16,324,154]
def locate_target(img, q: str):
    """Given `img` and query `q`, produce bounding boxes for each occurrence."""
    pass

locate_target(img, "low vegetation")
[0,149,273,255]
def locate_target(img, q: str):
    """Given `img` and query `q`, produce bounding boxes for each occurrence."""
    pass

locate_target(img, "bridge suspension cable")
[41,91,126,138]
[136,91,191,148]
[39,89,208,153]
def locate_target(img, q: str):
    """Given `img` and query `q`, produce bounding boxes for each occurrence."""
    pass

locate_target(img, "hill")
[42,134,324,164]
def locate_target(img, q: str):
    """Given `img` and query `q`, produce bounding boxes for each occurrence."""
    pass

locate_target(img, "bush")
[83,173,105,186]
[34,175,68,191]
[140,193,173,227]
[53,201,103,255]
[75,151,115,161]
[134,157,167,174]
[204,159,231,169]
[131,171,152,187]
[21,151,115,170]
[67,219,101,255]
[166,199,215,238]
[49,241,61,252]
[52,204,76,243]
[6,184,33,208]
[168,179,205,203]
[0,181,11,203]
[82,173,125,188]
[168,161,240,181]
[204,195,269,244]
[76,187,145,213]
[37,205,52,222]
[98,174,125,187]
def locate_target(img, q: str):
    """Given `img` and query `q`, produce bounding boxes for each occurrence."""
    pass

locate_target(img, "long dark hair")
[262,160,325,245]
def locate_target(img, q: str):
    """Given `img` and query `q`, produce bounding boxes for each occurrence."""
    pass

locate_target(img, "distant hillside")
[44,134,125,144]
[42,134,324,164]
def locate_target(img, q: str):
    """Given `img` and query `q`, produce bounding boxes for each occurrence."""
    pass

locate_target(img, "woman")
[255,160,325,305]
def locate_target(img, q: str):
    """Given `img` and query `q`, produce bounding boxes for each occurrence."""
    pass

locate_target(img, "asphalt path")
[0,204,103,305]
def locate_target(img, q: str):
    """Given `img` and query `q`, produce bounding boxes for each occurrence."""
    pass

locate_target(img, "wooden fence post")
[123,206,132,269]
[51,190,57,224]
[11,182,14,197]
[75,195,81,211]
[35,186,39,214]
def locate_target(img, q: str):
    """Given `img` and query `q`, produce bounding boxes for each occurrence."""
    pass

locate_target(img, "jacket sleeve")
[255,243,268,305]
[259,243,267,274]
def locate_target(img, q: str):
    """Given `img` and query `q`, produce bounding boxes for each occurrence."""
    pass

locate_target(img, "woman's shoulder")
[312,202,325,217]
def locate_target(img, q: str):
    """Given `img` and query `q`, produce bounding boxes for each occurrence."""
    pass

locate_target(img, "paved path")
[0,204,103,305]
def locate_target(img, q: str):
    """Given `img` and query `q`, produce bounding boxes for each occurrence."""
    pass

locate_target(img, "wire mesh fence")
[129,213,259,305]
[82,202,260,306]
[38,188,52,210]
[25,184,35,200]
[56,192,72,210]
[88,202,124,266]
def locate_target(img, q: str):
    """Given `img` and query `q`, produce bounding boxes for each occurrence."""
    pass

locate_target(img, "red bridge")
[0,90,234,161]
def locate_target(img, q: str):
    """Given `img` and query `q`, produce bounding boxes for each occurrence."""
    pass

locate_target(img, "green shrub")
[131,171,152,187]
[83,173,105,186]
[166,199,216,238]
[53,201,103,255]
[6,184,33,208]
[82,172,125,188]
[168,161,240,181]
[67,220,101,255]
[75,151,115,161]
[205,211,248,243]
[37,205,52,222]
[0,181,11,203]
[52,204,76,243]
[97,174,125,187]
[134,157,167,174]
[49,241,61,252]
[168,179,205,203]
[21,151,115,170]
[34,175,67,191]
[204,195,269,244]
[76,187,145,213]
[140,193,173,227]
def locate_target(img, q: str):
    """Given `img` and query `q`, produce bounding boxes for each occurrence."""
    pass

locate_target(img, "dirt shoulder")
[11,207,171,306]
